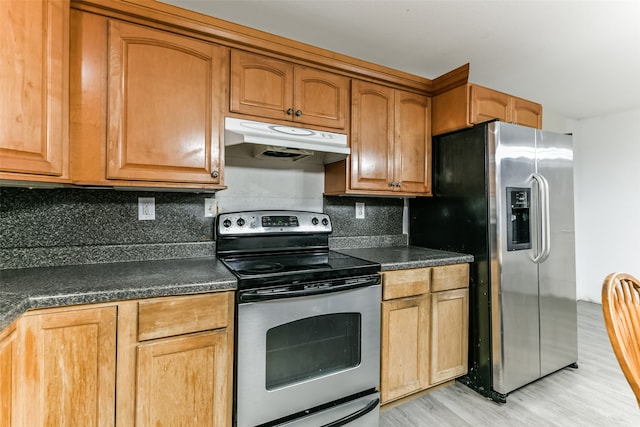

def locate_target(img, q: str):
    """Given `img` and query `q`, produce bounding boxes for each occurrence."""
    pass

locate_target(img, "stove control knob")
[236,218,245,227]
[311,217,319,225]
[222,219,232,228]
[322,218,329,226]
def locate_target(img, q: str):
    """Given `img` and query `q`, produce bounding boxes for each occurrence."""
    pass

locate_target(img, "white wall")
[572,109,640,303]
[215,145,325,213]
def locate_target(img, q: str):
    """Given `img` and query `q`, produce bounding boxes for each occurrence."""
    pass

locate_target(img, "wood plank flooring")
[380,301,640,426]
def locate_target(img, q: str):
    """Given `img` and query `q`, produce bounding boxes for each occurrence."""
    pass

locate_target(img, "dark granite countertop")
[0,257,236,331]
[335,246,473,271]
[0,244,472,332]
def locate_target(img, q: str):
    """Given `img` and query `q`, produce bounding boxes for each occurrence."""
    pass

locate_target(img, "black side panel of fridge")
[409,123,494,398]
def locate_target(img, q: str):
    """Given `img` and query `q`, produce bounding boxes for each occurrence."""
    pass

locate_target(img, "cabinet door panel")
[230,51,293,121]
[395,91,431,194]
[431,289,469,384]
[0,325,17,426]
[294,66,348,129]
[351,81,394,191]
[512,96,543,128]
[16,306,117,426]
[108,20,223,183]
[381,295,430,404]
[470,85,510,124]
[136,330,230,427]
[0,0,68,178]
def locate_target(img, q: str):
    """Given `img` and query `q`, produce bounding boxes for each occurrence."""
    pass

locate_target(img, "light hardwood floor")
[380,301,640,426]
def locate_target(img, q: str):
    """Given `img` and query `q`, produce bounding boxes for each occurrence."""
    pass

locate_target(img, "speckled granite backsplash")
[0,188,406,269]
[0,187,217,269]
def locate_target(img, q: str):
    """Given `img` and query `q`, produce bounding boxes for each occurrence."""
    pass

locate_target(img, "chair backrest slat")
[603,272,640,407]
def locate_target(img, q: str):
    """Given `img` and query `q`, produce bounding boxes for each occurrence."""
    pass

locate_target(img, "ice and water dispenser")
[506,188,532,251]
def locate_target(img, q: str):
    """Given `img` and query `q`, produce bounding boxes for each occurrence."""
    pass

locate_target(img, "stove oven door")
[236,282,381,427]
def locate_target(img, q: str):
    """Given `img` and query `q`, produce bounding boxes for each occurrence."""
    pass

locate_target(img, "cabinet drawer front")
[138,292,230,341]
[382,268,431,300]
[431,264,469,292]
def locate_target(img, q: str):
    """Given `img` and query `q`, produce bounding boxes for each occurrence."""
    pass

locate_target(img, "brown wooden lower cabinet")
[0,322,17,426]
[135,330,230,426]
[431,288,469,384]
[3,291,234,426]
[381,294,431,403]
[15,305,118,426]
[380,264,469,406]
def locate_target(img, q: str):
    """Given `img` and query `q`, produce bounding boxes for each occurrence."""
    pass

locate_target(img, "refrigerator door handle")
[539,173,552,263]
[530,173,551,263]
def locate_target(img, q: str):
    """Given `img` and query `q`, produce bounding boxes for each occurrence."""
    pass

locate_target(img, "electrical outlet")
[355,202,365,219]
[204,198,217,217]
[138,197,155,220]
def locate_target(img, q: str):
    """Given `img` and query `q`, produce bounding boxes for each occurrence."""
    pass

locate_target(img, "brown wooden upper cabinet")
[0,0,69,183]
[325,80,431,196]
[432,83,542,135]
[70,12,226,190]
[230,50,349,130]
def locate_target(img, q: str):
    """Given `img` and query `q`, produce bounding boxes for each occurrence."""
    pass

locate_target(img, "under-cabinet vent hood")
[224,117,349,163]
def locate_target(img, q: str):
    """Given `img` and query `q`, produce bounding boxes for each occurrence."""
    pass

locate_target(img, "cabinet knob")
[396,182,402,188]
[295,109,302,117]
[389,181,396,187]
[286,108,294,115]
[211,170,219,178]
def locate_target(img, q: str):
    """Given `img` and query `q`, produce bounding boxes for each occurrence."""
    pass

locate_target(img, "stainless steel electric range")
[216,210,381,427]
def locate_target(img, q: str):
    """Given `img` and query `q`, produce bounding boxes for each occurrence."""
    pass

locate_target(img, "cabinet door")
[0,0,68,179]
[394,91,431,194]
[511,96,543,129]
[431,288,469,384]
[107,20,224,183]
[350,80,394,191]
[136,330,231,427]
[0,324,17,426]
[470,85,510,124]
[230,50,293,121]
[381,294,430,404]
[15,306,117,426]
[293,66,348,129]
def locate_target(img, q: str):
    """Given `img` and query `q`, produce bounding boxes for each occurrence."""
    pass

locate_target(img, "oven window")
[265,313,361,390]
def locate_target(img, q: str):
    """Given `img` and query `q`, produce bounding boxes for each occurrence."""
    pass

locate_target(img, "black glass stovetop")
[219,250,380,290]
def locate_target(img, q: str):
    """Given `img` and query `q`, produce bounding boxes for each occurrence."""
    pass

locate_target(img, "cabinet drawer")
[431,264,469,292]
[138,292,230,341]
[382,268,431,300]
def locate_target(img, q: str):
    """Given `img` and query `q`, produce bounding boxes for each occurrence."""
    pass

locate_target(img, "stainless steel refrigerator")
[409,120,578,402]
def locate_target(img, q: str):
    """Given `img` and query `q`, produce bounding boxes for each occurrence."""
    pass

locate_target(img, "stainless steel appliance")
[216,210,381,426]
[409,121,578,402]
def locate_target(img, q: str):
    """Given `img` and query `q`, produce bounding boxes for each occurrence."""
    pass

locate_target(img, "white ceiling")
[162,0,640,120]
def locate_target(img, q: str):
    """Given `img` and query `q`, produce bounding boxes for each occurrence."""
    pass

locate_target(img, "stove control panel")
[217,210,332,236]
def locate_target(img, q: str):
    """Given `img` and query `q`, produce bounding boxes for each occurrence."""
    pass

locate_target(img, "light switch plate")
[138,197,155,220]
[355,202,365,219]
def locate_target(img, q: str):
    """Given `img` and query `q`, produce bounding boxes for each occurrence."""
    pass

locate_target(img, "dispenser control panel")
[506,187,532,251]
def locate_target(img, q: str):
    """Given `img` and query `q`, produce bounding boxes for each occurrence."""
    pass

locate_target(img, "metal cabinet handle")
[211,170,219,178]
[295,109,302,116]
[286,108,294,115]
[396,182,402,188]
[389,181,395,187]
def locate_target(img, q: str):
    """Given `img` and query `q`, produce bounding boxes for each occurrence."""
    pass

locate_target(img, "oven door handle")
[320,397,380,427]
[239,279,379,303]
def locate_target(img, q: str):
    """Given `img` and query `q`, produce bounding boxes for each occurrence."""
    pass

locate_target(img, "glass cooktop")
[219,250,380,290]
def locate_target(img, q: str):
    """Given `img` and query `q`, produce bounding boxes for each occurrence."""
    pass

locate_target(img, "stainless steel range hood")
[224,117,349,163]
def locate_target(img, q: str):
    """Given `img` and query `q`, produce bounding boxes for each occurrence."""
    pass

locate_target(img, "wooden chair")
[602,272,640,406]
